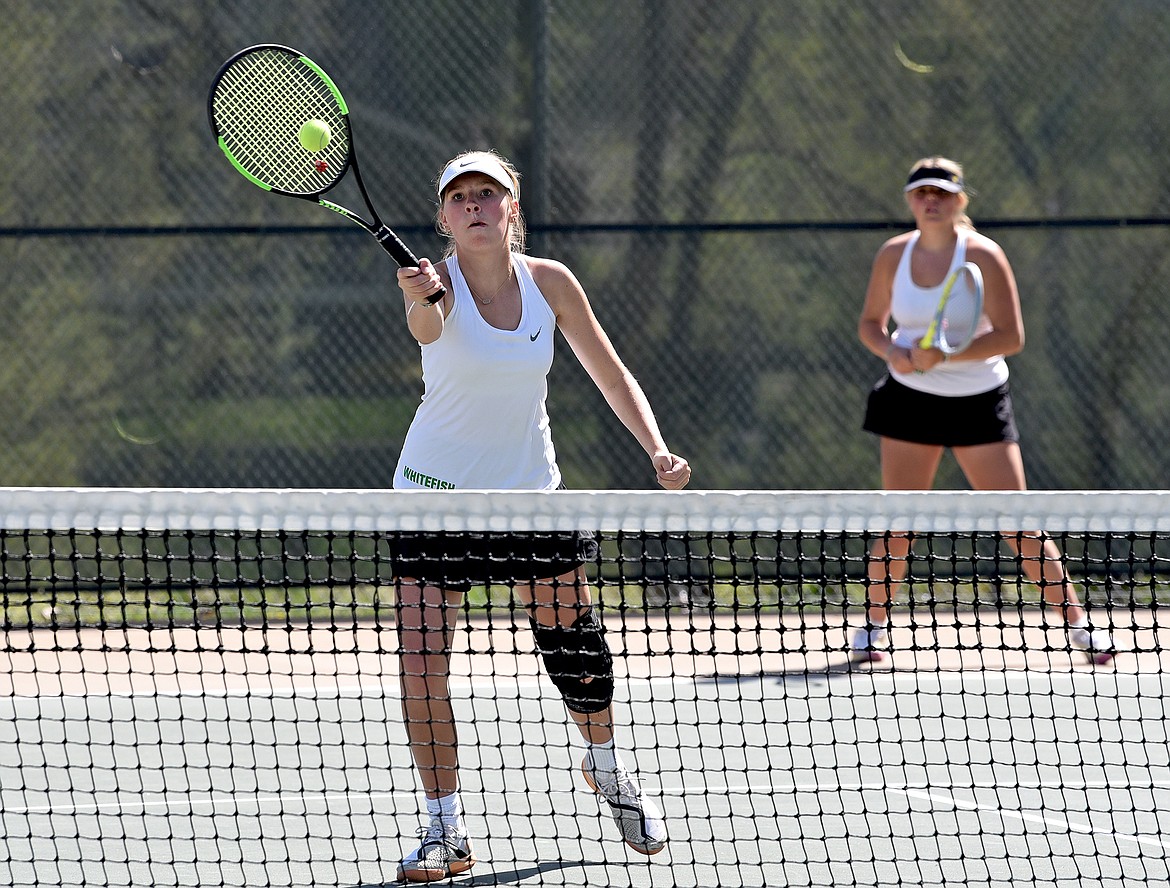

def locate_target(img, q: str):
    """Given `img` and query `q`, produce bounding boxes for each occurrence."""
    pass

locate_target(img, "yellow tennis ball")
[298,119,331,152]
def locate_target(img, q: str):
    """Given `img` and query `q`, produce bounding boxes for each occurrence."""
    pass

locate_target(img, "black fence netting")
[4,1,1170,489]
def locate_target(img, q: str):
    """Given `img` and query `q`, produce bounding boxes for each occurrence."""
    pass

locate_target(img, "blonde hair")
[434,150,526,257]
[907,156,975,230]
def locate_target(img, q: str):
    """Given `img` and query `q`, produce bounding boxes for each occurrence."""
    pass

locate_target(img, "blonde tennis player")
[854,156,1116,666]
[390,150,689,881]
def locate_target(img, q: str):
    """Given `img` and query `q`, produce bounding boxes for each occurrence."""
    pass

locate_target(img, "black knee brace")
[530,607,614,714]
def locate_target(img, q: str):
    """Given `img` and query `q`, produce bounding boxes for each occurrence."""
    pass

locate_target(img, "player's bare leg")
[520,570,668,854]
[397,580,476,881]
[957,443,1117,664]
[853,439,944,661]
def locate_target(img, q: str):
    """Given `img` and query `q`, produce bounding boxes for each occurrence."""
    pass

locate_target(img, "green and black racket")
[208,44,444,303]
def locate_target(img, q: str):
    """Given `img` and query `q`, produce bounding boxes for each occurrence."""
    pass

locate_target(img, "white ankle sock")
[427,792,465,834]
[587,739,621,776]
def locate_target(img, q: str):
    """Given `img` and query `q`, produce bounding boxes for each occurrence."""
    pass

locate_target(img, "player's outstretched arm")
[533,258,691,490]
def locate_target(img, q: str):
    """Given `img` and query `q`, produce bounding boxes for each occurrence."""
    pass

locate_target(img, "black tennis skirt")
[862,375,1020,447]
[386,531,599,593]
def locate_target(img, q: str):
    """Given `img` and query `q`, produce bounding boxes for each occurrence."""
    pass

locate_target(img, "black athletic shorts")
[387,530,599,593]
[862,375,1019,447]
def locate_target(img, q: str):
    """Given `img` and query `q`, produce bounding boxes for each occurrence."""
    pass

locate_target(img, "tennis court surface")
[2,488,1168,887]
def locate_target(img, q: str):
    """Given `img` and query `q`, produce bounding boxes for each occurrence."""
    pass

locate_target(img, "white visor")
[437,154,516,198]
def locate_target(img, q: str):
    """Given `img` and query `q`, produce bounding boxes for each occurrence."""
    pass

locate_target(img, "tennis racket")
[207,44,444,304]
[919,261,984,354]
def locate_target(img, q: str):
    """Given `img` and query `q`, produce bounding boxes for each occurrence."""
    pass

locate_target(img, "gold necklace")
[468,266,513,306]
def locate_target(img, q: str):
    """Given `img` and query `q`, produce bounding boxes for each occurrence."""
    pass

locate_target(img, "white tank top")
[888,229,1008,396]
[393,254,561,490]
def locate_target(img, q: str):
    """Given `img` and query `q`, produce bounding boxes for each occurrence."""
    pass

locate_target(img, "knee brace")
[530,607,614,714]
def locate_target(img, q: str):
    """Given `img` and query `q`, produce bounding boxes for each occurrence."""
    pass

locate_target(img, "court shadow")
[697,656,875,687]
[352,857,602,887]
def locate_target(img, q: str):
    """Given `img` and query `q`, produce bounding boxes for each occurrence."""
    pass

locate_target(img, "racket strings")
[212,50,349,195]
[937,269,983,352]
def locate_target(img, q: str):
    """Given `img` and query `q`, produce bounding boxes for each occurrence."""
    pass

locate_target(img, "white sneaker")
[1070,626,1118,665]
[850,626,889,662]
[396,816,476,882]
[581,757,668,855]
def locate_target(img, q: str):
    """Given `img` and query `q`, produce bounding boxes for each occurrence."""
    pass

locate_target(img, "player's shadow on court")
[699,657,864,688]
[356,858,601,887]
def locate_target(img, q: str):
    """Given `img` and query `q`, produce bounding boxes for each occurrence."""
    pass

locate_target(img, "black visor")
[904,166,964,193]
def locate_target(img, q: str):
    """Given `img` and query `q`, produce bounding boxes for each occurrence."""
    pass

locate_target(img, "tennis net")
[2,487,1168,888]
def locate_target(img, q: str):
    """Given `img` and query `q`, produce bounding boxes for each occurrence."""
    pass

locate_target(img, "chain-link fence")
[4,1,1170,490]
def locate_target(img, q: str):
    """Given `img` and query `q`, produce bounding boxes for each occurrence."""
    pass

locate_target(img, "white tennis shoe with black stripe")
[396,817,476,882]
[581,757,668,855]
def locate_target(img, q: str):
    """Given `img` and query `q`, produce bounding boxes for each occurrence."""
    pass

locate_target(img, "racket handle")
[374,225,447,305]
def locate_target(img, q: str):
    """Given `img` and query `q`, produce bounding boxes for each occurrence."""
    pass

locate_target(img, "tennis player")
[853,156,1116,665]
[390,150,690,881]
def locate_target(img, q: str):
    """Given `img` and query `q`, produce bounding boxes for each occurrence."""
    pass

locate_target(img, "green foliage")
[4,1,1170,488]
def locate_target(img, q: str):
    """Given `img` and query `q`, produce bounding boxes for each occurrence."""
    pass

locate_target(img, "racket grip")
[374,225,446,305]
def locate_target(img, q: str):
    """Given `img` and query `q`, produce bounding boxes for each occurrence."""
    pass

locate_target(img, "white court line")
[656,777,1170,855]
[6,789,419,817]
[13,773,1170,821]
[656,777,1170,796]
[895,787,1170,854]
[4,673,555,701]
